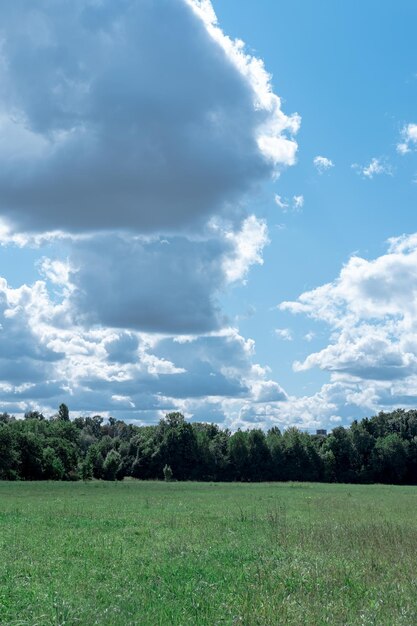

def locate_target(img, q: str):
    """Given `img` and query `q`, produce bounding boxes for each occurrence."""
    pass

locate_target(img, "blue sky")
[0,0,417,430]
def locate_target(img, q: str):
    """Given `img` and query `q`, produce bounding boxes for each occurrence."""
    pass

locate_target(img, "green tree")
[247,429,271,481]
[157,414,198,480]
[80,458,94,481]
[228,430,249,481]
[42,447,65,480]
[163,464,173,481]
[372,434,408,483]
[58,403,70,422]
[103,449,122,481]
[18,431,44,480]
[321,427,356,482]
[0,425,19,479]
[267,428,284,481]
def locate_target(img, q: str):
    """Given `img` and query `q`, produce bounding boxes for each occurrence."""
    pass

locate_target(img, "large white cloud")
[278,233,417,418]
[0,0,299,424]
[0,0,298,236]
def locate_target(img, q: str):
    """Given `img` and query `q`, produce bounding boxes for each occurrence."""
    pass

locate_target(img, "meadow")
[0,481,416,625]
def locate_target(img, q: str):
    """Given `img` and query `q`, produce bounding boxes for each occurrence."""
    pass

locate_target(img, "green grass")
[0,481,417,625]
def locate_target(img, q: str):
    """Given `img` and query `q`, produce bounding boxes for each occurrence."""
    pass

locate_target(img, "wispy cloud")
[352,158,392,179]
[275,328,293,341]
[274,194,289,210]
[275,193,304,212]
[313,155,334,173]
[292,195,304,210]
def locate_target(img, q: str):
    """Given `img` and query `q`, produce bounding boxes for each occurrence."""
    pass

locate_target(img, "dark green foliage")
[321,427,356,482]
[103,449,122,481]
[0,425,19,479]
[228,430,249,480]
[163,464,173,481]
[58,403,70,421]
[372,434,408,483]
[2,404,417,483]
[156,413,199,480]
[247,429,271,481]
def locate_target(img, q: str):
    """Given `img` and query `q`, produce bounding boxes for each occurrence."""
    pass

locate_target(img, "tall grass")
[0,481,416,625]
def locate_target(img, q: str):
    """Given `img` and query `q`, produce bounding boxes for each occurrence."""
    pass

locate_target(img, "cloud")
[0,275,289,421]
[304,331,315,342]
[50,214,267,335]
[0,264,291,424]
[274,193,303,213]
[397,123,417,154]
[274,194,289,210]
[352,158,392,179]
[67,234,228,334]
[275,328,293,341]
[280,234,417,413]
[292,195,304,210]
[313,155,334,173]
[0,0,298,236]
[0,0,300,427]
[222,215,269,284]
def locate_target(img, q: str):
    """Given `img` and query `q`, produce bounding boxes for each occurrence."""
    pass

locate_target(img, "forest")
[0,406,417,484]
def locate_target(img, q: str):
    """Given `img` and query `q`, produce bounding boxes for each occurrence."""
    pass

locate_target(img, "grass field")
[0,481,416,625]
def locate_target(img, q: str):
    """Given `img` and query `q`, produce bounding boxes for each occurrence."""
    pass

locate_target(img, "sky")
[0,0,417,431]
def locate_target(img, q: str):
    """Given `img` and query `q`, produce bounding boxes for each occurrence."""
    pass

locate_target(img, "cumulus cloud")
[67,234,227,334]
[0,0,298,236]
[0,267,289,424]
[222,215,269,284]
[0,0,299,425]
[313,155,334,173]
[280,233,417,414]
[397,123,417,154]
[45,215,267,335]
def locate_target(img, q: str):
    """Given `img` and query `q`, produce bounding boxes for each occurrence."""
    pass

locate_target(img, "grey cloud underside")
[104,332,139,364]
[82,369,247,400]
[0,0,271,234]
[69,235,228,333]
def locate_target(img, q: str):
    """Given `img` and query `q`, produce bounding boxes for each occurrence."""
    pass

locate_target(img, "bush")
[163,464,173,481]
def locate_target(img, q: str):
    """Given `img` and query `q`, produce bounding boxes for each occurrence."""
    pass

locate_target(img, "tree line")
[0,405,417,484]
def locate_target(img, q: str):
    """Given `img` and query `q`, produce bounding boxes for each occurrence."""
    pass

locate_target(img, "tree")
[267,428,284,481]
[103,449,122,481]
[18,431,44,480]
[228,430,249,481]
[163,464,173,481]
[372,434,408,484]
[24,410,45,421]
[321,427,356,482]
[80,458,93,481]
[42,447,65,480]
[0,425,19,479]
[58,403,70,422]
[247,429,271,481]
[157,415,198,480]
